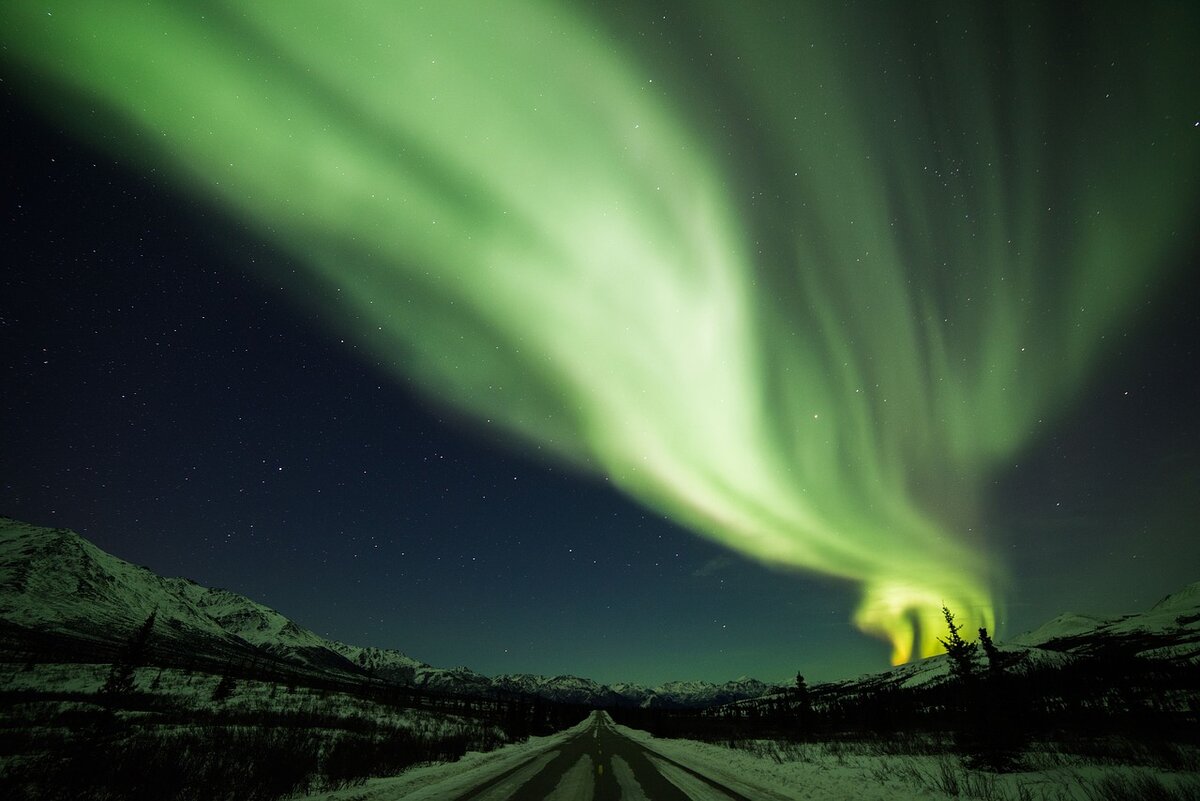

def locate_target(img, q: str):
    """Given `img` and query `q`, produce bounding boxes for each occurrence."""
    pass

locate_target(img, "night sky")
[2,2,1199,685]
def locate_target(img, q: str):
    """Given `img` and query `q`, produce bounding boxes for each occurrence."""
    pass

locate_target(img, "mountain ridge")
[4,517,1196,707]
[0,517,778,707]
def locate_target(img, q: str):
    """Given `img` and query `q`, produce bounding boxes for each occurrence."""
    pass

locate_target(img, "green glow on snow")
[5,1,1196,663]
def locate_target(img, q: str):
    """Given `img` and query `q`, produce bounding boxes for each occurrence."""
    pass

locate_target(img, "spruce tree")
[974,626,1025,770]
[211,672,236,702]
[978,627,1003,675]
[794,672,811,714]
[939,606,977,683]
[101,611,157,698]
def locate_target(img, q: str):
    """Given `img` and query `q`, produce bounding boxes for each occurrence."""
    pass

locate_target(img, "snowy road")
[450,711,754,800]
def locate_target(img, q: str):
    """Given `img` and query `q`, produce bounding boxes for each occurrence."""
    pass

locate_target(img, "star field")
[2,1,1199,683]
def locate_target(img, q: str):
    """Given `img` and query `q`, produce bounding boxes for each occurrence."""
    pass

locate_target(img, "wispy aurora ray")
[5,2,1196,662]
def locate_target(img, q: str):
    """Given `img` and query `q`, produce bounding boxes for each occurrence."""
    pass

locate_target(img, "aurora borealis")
[3,2,1198,671]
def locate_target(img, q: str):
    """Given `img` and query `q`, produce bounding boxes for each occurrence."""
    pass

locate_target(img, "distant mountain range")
[4,517,1196,708]
[0,517,777,708]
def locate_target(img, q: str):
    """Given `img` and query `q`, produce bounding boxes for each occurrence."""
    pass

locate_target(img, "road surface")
[450,711,756,800]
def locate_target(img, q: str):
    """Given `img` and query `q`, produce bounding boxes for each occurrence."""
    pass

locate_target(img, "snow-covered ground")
[0,661,487,745]
[287,711,1200,801]
[290,715,595,801]
[611,721,1200,801]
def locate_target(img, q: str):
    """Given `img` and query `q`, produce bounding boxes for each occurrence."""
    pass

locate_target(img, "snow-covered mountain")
[9,516,1196,710]
[0,518,278,666]
[0,518,418,681]
[415,664,497,694]
[803,583,1200,700]
[327,642,427,684]
[621,677,773,708]
[0,517,776,707]
[1009,613,1108,646]
[494,674,617,705]
[1009,582,1200,662]
[486,674,777,708]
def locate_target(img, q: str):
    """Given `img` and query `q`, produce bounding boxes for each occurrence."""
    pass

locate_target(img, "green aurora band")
[5,2,1197,663]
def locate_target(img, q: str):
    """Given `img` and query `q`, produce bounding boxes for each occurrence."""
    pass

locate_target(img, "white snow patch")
[466,749,558,801]
[610,754,649,801]
[648,754,738,800]
[545,754,595,801]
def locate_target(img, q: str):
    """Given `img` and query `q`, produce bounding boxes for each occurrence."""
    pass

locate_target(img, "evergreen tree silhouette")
[939,606,978,683]
[973,626,1025,771]
[101,611,157,699]
[794,671,812,718]
[211,672,236,703]
[978,627,1003,675]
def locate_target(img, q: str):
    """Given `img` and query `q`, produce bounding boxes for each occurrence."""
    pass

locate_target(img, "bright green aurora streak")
[5,2,1196,663]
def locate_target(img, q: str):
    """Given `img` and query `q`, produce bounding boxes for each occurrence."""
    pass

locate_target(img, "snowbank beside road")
[606,717,1200,801]
[608,716,918,801]
[292,715,593,801]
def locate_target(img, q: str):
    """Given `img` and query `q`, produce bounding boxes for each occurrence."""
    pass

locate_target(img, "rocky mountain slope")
[0,517,776,707]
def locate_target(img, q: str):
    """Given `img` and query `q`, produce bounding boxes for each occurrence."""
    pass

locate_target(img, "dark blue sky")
[3,6,1199,686]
